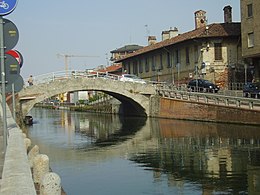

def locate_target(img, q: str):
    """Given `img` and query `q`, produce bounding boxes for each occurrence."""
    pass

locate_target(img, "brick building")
[115,6,245,89]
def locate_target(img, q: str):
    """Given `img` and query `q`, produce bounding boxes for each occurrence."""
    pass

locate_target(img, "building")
[110,44,143,62]
[97,64,122,76]
[241,0,260,82]
[115,6,245,89]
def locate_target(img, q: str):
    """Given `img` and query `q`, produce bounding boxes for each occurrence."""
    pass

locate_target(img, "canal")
[24,107,260,195]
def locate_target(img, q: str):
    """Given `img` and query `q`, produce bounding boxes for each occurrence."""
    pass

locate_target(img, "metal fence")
[30,70,122,85]
[157,88,260,111]
[228,82,245,90]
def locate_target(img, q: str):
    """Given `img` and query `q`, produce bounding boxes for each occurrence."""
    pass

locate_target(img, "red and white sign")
[6,49,23,67]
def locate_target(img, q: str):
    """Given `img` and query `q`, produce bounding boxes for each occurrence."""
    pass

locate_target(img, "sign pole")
[0,16,7,152]
[12,83,15,121]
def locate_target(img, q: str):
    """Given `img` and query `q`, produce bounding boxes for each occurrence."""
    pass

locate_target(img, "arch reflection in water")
[26,108,260,195]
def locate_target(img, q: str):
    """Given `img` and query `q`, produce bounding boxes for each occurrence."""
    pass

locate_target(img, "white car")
[119,74,146,84]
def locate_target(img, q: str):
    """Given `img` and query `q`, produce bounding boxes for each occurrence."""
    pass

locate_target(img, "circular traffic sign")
[3,18,19,51]
[0,54,22,92]
[0,0,18,16]
[4,53,20,75]
[6,49,23,67]
[5,74,23,93]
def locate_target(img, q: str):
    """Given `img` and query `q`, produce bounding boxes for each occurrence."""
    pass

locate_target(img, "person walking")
[28,75,33,86]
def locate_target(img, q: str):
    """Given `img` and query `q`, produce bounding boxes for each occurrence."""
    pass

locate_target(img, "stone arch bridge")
[17,71,158,118]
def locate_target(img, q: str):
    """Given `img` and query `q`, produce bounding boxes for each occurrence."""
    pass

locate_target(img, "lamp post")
[0,16,7,151]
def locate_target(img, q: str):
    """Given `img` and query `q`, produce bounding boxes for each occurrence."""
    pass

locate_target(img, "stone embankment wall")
[0,101,63,195]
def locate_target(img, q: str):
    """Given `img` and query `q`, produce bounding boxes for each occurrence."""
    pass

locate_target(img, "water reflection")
[146,119,260,194]
[26,108,260,195]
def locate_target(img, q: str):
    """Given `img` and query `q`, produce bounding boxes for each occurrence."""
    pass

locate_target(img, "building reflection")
[144,119,260,194]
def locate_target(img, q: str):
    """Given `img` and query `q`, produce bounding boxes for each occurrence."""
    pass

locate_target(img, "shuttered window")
[214,43,222,60]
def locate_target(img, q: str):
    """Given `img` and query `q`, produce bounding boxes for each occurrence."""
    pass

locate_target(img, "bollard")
[28,145,40,168]
[40,172,61,195]
[33,154,49,184]
[24,138,31,151]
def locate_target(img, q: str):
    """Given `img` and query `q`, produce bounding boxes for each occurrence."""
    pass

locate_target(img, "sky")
[7,0,241,79]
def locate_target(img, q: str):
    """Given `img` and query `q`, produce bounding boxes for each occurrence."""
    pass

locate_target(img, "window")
[214,43,222,60]
[133,61,138,75]
[194,45,199,63]
[167,52,171,68]
[138,59,143,73]
[159,54,163,70]
[152,55,156,71]
[248,32,254,48]
[145,57,149,72]
[127,62,131,73]
[185,47,190,64]
[175,49,180,64]
[247,4,253,17]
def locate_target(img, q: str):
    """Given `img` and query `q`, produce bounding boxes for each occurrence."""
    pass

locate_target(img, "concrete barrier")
[0,105,36,195]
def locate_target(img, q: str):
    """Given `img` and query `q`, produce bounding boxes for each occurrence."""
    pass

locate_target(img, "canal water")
[25,108,260,195]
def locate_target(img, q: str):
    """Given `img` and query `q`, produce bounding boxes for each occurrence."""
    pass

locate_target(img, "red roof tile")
[116,22,241,62]
[98,64,122,73]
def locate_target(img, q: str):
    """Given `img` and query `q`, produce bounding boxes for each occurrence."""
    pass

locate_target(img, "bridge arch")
[18,76,157,118]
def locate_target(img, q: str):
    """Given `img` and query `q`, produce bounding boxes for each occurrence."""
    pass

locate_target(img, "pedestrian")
[28,75,33,86]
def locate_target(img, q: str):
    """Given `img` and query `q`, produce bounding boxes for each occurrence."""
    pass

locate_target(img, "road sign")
[3,18,19,51]
[4,53,20,74]
[0,0,18,16]
[6,49,23,67]
[1,54,23,92]
[5,74,23,93]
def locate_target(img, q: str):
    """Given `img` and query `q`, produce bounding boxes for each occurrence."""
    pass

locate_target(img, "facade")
[115,6,245,89]
[241,0,260,82]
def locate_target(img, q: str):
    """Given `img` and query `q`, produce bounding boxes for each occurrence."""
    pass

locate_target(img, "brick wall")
[159,97,260,125]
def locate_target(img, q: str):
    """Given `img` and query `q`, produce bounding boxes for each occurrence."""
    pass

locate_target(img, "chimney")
[169,27,178,38]
[148,36,156,45]
[223,5,232,23]
[162,27,179,41]
[161,31,170,41]
[194,10,207,29]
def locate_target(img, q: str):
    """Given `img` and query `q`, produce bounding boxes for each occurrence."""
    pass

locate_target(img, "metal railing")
[30,70,122,85]
[157,87,260,110]
[26,70,167,87]
[228,82,245,90]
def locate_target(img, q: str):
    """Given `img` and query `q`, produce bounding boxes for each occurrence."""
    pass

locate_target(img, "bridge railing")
[157,88,260,110]
[32,70,122,85]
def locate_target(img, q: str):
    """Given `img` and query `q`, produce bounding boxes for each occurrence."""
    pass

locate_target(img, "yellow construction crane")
[57,53,99,73]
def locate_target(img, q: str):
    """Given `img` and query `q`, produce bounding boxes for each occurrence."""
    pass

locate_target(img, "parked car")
[119,74,146,84]
[243,82,260,99]
[187,79,220,93]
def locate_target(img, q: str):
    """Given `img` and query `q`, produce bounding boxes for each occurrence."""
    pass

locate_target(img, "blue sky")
[7,0,240,78]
